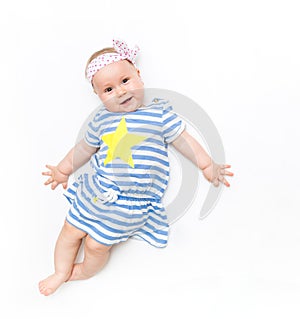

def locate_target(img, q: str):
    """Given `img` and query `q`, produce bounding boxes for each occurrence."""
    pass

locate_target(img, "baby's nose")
[116,86,126,96]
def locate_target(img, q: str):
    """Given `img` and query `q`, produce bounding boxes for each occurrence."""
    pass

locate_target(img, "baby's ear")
[92,85,98,95]
[137,69,144,84]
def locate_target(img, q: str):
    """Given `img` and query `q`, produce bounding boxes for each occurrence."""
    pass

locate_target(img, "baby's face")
[92,60,144,113]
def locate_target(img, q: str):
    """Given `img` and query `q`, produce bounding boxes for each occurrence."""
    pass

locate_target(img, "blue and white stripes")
[66,174,169,247]
[66,98,185,248]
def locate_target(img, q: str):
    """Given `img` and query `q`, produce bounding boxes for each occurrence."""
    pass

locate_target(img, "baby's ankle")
[54,270,72,281]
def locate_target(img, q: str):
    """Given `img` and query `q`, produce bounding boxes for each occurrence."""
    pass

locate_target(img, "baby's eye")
[104,87,113,93]
[122,78,129,84]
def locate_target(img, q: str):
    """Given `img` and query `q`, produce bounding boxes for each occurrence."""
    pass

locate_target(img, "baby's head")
[85,40,144,113]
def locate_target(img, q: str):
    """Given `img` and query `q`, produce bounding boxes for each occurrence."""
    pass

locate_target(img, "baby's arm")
[172,130,233,187]
[43,139,98,190]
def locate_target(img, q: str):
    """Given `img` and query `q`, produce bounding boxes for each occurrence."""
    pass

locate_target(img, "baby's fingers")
[221,164,231,169]
[42,171,52,176]
[42,165,55,176]
[224,170,234,177]
[45,164,55,170]
[220,164,234,177]
[44,177,54,186]
[222,178,230,187]
[217,175,230,187]
[51,181,59,190]
[213,179,220,187]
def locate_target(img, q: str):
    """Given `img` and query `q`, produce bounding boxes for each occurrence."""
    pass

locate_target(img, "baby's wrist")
[200,160,212,171]
[56,164,71,176]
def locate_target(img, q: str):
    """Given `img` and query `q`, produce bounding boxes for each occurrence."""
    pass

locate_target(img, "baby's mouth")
[120,97,133,105]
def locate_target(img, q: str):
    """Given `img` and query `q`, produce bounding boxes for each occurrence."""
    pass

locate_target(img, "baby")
[39,39,233,296]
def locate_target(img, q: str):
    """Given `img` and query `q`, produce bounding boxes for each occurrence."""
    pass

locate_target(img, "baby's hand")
[202,162,233,187]
[42,164,69,190]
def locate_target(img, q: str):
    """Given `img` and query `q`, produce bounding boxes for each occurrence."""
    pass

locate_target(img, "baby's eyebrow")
[102,82,112,87]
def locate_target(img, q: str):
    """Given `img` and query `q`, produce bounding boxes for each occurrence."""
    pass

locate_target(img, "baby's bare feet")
[39,273,69,296]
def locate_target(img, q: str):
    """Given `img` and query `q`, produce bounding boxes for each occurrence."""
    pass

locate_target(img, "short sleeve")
[162,103,185,144]
[84,108,105,147]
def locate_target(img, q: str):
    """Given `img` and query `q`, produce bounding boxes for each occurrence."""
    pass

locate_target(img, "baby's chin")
[118,104,142,113]
[105,100,143,113]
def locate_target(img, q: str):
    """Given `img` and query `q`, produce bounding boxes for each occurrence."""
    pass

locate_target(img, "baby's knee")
[84,236,111,255]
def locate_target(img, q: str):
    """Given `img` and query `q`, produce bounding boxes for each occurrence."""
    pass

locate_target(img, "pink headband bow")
[86,39,140,83]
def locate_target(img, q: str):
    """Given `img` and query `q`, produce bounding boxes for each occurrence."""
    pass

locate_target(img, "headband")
[86,39,140,83]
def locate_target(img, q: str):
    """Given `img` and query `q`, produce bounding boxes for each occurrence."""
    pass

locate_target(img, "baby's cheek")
[100,93,114,104]
[131,78,144,89]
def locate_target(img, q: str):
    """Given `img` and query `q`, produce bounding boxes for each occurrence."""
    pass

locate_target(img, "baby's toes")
[38,282,52,296]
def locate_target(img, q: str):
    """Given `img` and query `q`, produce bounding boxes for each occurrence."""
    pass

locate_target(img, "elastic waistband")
[117,193,161,203]
[80,174,162,204]
[97,188,161,204]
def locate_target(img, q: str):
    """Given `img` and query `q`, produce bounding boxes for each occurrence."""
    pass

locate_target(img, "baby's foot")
[68,263,91,281]
[39,273,69,296]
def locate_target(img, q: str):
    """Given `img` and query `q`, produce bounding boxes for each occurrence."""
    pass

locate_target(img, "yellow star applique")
[101,117,146,168]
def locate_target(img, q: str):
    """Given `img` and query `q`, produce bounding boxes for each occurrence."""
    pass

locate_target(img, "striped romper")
[65,97,185,248]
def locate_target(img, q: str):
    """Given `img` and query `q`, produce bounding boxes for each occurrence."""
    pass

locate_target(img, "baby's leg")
[39,220,86,296]
[68,235,111,281]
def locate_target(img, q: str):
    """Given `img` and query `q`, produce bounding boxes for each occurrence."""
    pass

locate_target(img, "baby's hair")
[85,47,116,79]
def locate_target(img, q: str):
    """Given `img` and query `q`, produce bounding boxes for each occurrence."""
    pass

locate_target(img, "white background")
[1,0,300,318]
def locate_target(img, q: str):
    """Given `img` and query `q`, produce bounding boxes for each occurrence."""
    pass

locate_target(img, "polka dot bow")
[86,39,140,83]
